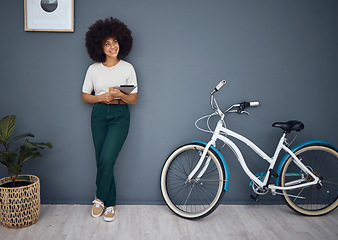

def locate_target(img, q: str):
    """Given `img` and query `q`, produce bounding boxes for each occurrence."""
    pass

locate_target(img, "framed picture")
[24,0,74,32]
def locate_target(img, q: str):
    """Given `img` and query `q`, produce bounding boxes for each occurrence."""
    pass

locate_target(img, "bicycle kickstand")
[250,194,260,202]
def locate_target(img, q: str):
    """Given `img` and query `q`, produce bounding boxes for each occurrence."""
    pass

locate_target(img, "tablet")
[115,85,136,94]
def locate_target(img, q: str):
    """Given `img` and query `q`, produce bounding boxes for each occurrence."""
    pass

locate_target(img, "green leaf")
[17,175,30,182]
[21,152,42,164]
[46,142,53,149]
[0,115,16,142]
[24,139,53,149]
[8,133,34,146]
[6,153,21,175]
[0,151,18,169]
[8,164,22,175]
[24,140,39,149]
[0,157,8,167]
[19,143,42,164]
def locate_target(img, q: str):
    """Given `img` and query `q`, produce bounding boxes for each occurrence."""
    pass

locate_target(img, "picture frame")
[24,0,74,32]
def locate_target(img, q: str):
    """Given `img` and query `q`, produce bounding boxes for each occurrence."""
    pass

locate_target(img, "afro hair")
[85,17,133,62]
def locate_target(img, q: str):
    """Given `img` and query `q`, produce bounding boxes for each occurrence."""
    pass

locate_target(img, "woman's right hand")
[99,92,115,104]
[81,92,115,104]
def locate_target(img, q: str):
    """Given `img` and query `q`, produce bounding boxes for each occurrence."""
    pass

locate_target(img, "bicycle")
[160,80,338,219]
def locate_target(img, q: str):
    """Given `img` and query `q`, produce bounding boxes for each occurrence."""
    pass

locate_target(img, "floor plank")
[1,205,337,240]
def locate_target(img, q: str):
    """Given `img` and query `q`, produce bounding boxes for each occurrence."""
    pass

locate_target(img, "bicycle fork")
[186,141,215,183]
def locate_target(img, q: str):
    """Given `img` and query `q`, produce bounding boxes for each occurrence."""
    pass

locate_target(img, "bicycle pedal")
[250,194,259,202]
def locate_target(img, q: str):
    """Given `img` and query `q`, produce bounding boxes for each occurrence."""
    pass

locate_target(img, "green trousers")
[91,103,130,207]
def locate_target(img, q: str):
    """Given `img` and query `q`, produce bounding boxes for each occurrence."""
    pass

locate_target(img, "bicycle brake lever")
[241,111,250,115]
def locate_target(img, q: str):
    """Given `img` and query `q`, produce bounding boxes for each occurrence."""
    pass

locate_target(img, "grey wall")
[0,0,337,205]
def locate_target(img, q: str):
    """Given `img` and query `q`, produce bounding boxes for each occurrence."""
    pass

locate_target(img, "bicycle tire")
[160,143,225,219]
[280,143,338,216]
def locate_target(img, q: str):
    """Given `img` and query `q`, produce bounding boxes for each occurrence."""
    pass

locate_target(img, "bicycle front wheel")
[280,144,338,216]
[160,143,225,219]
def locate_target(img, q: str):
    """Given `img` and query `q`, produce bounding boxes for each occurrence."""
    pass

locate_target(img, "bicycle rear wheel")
[160,143,225,219]
[280,144,338,216]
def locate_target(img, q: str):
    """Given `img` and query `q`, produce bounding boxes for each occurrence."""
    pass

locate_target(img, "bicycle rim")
[280,144,338,216]
[160,143,225,219]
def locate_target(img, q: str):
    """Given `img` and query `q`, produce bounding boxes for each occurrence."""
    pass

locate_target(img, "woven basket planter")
[0,175,40,228]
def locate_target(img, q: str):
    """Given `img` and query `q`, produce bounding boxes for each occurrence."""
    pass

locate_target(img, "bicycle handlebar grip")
[249,101,260,107]
[215,80,226,91]
[210,80,226,95]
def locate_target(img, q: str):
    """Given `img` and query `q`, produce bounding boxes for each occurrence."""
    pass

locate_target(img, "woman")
[82,17,137,222]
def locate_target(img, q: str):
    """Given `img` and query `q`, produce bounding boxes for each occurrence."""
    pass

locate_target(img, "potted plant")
[0,115,52,228]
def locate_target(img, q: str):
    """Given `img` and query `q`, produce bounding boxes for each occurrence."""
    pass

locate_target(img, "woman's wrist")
[97,95,104,103]
[116,91,124,99]
[119,93,137,105]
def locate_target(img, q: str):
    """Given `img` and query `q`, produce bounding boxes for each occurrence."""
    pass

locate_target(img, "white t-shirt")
[82,60,138,95]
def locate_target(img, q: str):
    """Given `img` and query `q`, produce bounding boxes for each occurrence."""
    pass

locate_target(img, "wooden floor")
[1,204,337,240]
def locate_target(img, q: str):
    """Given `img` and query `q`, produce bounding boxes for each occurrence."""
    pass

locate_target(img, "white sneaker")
[103,206,116,222]
[91,199,105,218]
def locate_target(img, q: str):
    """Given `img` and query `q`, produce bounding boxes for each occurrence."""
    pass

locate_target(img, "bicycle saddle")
[272,120,304,133]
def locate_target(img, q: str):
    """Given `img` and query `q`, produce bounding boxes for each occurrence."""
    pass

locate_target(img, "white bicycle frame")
[187,102,320,192]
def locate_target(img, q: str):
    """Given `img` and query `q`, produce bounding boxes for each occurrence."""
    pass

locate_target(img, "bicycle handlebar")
[209,80,260,115]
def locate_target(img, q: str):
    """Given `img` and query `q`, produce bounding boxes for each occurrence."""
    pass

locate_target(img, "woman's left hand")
[108,87,137,104]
